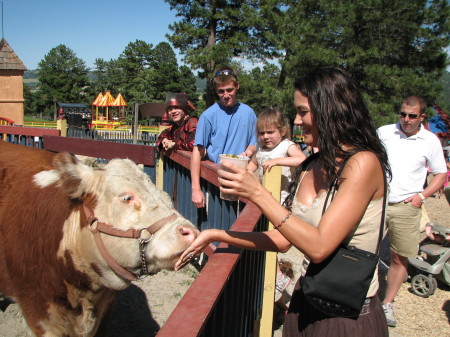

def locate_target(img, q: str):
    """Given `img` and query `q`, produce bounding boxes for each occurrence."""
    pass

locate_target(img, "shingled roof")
[0,38,26,71]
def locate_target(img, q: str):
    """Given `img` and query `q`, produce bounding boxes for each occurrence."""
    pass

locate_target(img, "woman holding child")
[176,67,390,336]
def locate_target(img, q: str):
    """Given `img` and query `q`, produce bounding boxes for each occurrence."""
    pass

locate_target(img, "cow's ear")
[53,152,96,199]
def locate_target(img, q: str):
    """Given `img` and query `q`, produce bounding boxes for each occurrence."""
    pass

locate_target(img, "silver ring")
[187,252,194,259]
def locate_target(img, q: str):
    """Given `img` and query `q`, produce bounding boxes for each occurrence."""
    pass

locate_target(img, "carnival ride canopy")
[92,91,127,123]
[95,91,115,107]
[111,93,127,107]
[92,91,127,107]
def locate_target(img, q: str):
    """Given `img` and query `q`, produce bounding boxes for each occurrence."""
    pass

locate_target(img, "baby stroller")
[408,222,450,297]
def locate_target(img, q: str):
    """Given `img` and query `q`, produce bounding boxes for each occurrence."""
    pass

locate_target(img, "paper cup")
[219,154,250,201]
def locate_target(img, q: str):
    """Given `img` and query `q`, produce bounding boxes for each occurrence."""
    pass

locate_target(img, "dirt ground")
[0,198,449,337]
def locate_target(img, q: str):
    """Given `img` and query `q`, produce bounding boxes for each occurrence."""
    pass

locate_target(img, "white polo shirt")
[377,123,447,203]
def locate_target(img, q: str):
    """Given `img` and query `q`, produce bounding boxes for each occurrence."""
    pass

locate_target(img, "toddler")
[247,108,306,204]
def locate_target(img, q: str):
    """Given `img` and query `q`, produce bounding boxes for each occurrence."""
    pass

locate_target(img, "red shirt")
[157,116,198,153]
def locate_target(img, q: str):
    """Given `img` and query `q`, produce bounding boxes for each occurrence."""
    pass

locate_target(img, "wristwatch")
[418,192,426,203]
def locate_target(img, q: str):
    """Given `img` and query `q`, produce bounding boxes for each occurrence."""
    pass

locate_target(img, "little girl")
[247,108,307,204]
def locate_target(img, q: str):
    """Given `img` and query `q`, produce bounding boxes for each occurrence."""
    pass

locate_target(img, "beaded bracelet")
[273,211,292,229]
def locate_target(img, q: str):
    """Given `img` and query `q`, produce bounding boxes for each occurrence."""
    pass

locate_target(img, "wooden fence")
[67,126,158,146]
[0,125,60,147]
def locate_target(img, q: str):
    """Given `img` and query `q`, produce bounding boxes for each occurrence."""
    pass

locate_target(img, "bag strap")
[376,170,387,254]
[322,157,387,255]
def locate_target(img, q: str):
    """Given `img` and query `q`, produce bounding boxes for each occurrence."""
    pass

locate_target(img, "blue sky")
[3,0,179,70]
[3,1,449,72]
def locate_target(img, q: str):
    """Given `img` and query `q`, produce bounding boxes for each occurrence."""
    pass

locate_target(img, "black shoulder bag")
[301,169,387,317]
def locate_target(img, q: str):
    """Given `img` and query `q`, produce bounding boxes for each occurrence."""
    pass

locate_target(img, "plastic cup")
[219,154,250,201]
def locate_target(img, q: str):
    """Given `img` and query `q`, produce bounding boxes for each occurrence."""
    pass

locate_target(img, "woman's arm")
[218,151,384,263]
[175,227,291,270]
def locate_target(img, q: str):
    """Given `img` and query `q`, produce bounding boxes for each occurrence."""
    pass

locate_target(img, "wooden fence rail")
[0,125,60,147]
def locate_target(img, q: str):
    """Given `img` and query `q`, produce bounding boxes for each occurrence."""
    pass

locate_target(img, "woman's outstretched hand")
[218,160,263,201]
[175,230,215,271]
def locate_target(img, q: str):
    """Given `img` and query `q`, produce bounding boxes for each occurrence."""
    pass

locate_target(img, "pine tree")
[272,0,450,124]
[35,44,90,117]
[165,0,275,106]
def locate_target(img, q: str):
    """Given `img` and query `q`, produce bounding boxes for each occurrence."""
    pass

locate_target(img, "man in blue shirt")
[191,66,257,208]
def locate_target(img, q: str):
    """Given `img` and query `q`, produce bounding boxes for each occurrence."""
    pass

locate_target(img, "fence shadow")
[108,284,159,337]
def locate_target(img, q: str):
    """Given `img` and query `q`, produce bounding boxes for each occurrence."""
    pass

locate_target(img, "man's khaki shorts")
[386,202,422,258]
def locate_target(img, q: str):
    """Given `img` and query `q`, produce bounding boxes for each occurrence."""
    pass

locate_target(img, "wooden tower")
[0,38,26,125]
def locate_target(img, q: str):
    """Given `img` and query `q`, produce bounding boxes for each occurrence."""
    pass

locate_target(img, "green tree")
[91,58,126,96]
[149,42,182,101]
[35,44,90,118]
[23,83,34,115]
[152,43,198,104]
[270,0,450,125]
[178,65,200,109]
[437,71,450,112]
[117,40,154,101]
[238,63,283,114]
[152,41,178,67]
[109,41,199,106]
[118,40,154,77]
[36,44,89,116]
[165,0,275,107]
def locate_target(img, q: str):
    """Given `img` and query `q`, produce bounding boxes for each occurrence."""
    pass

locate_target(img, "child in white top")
[247,108,306,204]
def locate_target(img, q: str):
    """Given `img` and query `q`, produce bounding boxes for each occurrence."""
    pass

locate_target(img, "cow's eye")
[119,193,134,202]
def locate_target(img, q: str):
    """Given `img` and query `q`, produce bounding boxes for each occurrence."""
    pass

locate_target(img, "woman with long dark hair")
[176,67,390,336]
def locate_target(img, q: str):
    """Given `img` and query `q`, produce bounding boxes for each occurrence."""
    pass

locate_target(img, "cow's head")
[33,153,198,288]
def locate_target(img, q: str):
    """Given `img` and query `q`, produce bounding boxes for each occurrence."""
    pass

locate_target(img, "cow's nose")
[178,225,198,243]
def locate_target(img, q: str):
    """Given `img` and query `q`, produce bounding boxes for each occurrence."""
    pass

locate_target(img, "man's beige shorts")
[386,202,422,258]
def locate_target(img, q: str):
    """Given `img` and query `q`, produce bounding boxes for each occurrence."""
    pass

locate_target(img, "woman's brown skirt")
[283,279,388,337]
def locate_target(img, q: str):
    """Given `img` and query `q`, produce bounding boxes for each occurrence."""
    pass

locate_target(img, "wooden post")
[56,119,67,137]
[53,97,57,121]
[132,103,139,145]
[156,123,170,190]
[259,166,282,337]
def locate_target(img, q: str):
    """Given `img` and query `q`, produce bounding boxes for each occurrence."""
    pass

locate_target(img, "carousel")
[91,91,127,129]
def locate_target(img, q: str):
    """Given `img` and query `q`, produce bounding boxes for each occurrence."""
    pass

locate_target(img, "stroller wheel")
[430,277,438,295]
[411,274,437,297]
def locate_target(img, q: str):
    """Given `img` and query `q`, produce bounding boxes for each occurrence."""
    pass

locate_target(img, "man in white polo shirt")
[378,95,447,327]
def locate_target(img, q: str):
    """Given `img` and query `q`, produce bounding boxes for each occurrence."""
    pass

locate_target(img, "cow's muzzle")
[83,204,178,281]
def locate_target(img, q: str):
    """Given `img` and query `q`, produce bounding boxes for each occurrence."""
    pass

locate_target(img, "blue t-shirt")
[194,102,257,164]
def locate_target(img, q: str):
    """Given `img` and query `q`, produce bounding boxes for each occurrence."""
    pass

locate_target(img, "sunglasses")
[399,111,420,119]
[214,70,234,77]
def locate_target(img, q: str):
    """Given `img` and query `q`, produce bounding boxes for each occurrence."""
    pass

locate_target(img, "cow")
[0,141,198,337]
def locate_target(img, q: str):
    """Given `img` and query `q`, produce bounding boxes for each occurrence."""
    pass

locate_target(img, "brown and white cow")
[0,141,198,337]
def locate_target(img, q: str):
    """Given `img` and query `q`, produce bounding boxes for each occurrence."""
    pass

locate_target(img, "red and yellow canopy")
[111,93,127,107]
